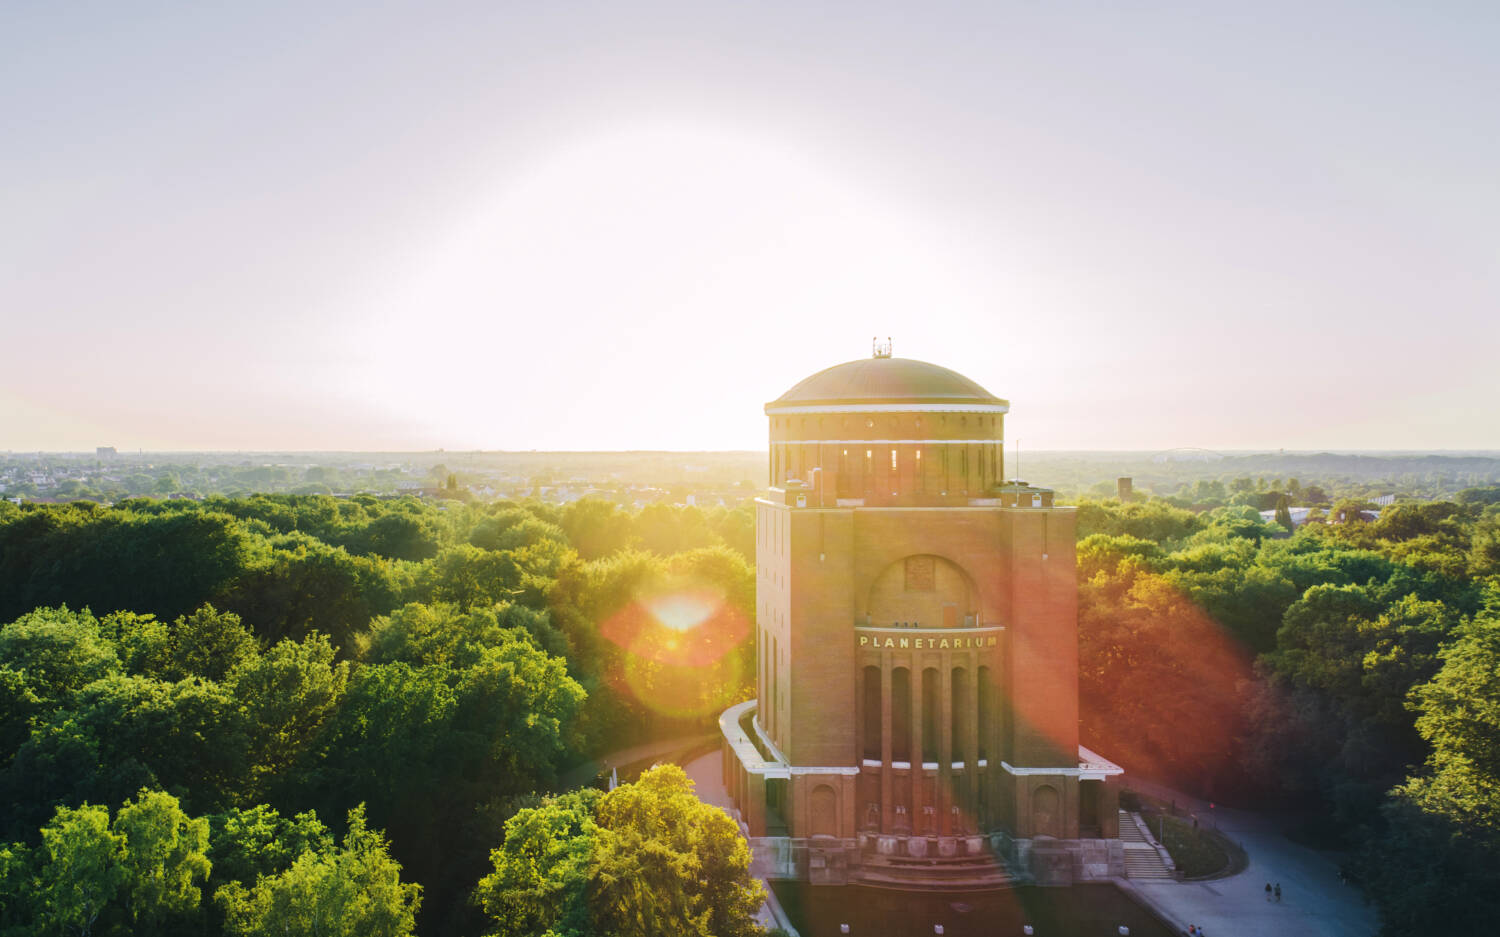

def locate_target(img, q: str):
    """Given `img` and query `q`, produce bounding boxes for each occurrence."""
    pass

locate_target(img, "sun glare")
[337,120,993,450]
[597,580,751,719]
[645,591,720,633]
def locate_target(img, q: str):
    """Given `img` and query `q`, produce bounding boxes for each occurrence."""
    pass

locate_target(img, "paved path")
[1123,777,1378,937]
[557,732,716,789]
[683,748,736,812]
[684,749,794,933]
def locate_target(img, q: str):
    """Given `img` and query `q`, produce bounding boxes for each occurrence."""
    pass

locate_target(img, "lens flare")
[645,591,720,633]
[1076,565,1256,795]
[599,582,752,719]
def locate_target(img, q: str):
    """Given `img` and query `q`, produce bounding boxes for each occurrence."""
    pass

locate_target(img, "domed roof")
[766,357,1008,413]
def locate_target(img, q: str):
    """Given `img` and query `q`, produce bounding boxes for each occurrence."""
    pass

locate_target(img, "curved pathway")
[1122,777,1378,937]
[558,732,716,790]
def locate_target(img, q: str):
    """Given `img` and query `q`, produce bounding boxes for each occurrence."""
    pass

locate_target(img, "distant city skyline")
[4,2,1497,452]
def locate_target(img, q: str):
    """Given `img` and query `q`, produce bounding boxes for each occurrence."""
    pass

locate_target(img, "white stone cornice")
[765,403,1010,415]
[768,439,1004,445]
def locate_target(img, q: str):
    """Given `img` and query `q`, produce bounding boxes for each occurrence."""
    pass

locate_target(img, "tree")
[71,673,248,810]
[353,513,443,563]
[413,546,524,611]
[1275,494,1294,531]
[206,805,332,892]
[559,499,635,560]
[230,634,349,794]
[167,605,260,682]
[218,536,403,649]
[361,602,568,668]
[0,607,119,709]
[472,789,597,937]
[1352,602,1500,933]
[216,805,421,937]
[0,841,32,934]
[36,804,123,937]
[0,666,40,760]
[113,789,211,928]
[473,765,762,937]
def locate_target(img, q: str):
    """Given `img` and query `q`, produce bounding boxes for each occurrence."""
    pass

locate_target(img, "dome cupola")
[767,347,1010,507]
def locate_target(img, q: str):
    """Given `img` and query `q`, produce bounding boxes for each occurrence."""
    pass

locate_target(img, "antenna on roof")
[872,336,893,358]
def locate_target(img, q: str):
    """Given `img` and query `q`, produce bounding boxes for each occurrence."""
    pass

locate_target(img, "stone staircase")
[858,851,1013,890]
[1119,810,1175,880]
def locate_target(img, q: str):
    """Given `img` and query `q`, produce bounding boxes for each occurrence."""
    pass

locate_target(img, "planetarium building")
[719,349,1124,887]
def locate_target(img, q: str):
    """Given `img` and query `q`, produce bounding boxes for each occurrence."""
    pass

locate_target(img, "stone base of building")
[747,833,1124,889]
[1007,835,1127,885]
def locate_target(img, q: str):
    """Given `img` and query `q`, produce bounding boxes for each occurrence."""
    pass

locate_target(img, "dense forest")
[2,484,1497,935]
[0,495,760,936]
[1073,487,1500,934]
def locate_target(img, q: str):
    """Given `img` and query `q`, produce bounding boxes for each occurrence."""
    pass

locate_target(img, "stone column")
[880,653,893,832]
[911,663,924,836]
[939,663,953,835]
[966,650,980,829]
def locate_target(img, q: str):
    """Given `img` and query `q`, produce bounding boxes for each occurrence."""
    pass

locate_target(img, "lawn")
[1146,811,1235,878]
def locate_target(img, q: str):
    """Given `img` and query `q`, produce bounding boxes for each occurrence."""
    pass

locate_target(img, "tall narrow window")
[892,669,912,762]
[916,449,924,491]
[922,668,939,762]
[952,667,969,766]
[863,666,881,760]
[890,448,898,471]
[978,666,992,761]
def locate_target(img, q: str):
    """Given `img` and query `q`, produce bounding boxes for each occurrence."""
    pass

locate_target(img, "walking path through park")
[684,749,792,933]
[558,732,716,790]
[1121,776,1378,937]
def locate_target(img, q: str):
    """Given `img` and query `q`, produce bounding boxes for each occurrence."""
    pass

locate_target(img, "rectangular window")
[890,449,898,471]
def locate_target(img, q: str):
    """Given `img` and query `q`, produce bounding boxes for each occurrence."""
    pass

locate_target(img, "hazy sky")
[3,1,1497,452]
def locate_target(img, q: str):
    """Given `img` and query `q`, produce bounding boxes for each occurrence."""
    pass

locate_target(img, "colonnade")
[855,644,1003,837]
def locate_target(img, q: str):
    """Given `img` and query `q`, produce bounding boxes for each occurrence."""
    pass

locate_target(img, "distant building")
[96,447,117,457]
[1116,477,1133,501]
[1260,506,1315,529]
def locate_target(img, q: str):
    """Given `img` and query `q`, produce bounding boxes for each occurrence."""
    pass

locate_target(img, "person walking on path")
[1265,882,1273,902]
[1275,883,1282,903]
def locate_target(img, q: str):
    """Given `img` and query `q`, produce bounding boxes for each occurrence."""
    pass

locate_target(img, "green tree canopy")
[113,789,212,928]
[216,805,420,937]
[474,765,762,937]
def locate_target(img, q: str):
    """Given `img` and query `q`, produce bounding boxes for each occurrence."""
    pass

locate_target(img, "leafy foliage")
[1074,496,1500,933]
[473,765,762,937]
[0,494,759,936]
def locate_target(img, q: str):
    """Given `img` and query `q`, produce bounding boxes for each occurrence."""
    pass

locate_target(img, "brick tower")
[720,347,1121,886]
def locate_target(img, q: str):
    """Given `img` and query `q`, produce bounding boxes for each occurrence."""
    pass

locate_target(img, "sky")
[2,1,1497,452]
